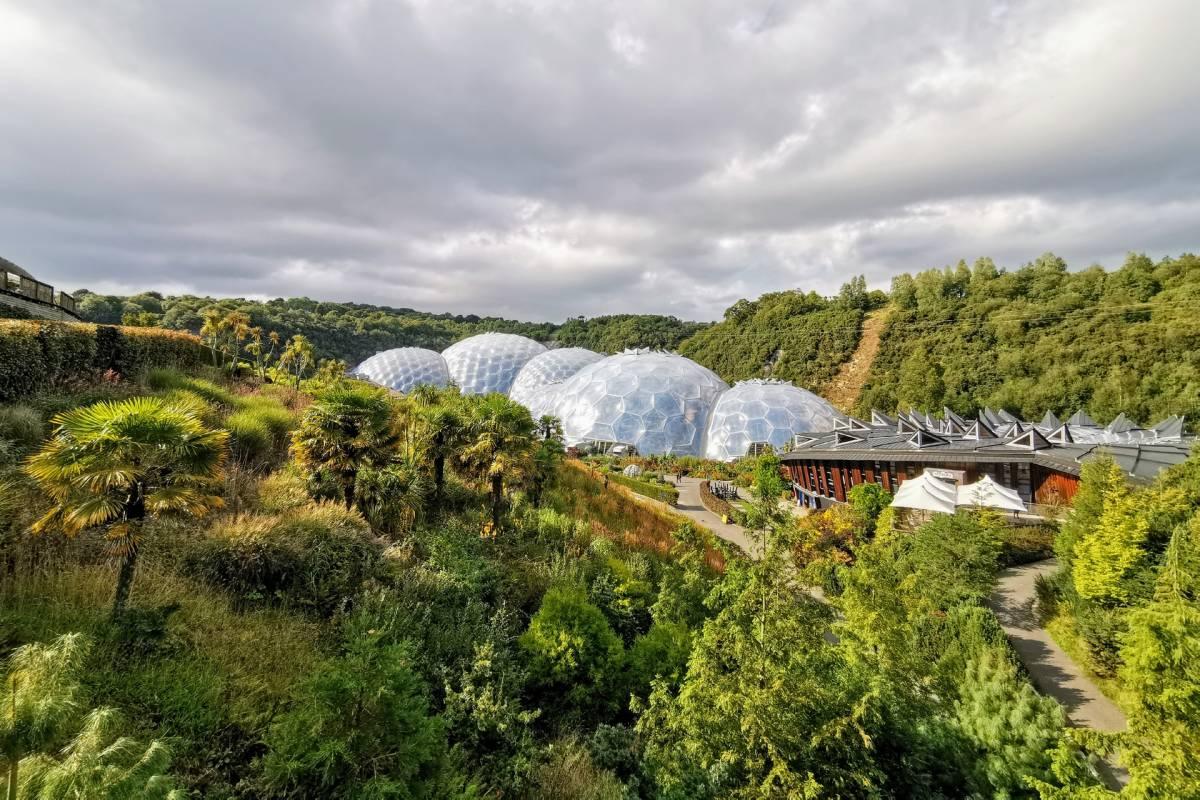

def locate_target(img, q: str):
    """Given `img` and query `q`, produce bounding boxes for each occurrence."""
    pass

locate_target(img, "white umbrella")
[891,472,958,514]
[956,475,1025,512]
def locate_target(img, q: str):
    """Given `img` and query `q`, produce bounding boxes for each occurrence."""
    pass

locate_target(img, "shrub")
[226,411,274,466]
[0,321,210,400]
[999,525,1057,566]
[519,584,625,712]
[698,480,734,519]
[1073,602,1125,677]
[255,468,312,514]
[183,503,382,616]
[1033,572,1062,625]
[0,404,43,452]
[527,737,626,800]
[606,471,679,505]
[627,620,691,695]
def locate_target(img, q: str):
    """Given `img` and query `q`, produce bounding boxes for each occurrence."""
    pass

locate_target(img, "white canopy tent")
[890,472,958,514]
[956,475,1026,512]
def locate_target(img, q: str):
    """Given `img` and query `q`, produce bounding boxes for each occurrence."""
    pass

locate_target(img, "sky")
[1,1,1198,322]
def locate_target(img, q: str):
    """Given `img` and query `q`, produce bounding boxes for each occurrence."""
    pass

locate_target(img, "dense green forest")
[69,253,1199,429]
[677,277,886,390]
[1,318,1198,797]
[857,253,1200,423]
[70,292,704,367]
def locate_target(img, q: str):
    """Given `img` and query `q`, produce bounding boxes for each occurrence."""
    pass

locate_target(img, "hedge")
[0,320,212,401]
[606,470,680,505]
[699,480,736,520]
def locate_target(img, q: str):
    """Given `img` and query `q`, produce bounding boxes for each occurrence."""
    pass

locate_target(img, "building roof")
[782,408,1195,485]
[0,255,34,280]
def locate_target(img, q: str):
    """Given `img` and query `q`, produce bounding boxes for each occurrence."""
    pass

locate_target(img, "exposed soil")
[822,307,890,414]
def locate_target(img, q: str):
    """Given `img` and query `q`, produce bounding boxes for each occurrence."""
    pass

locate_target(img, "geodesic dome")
[351,347,450,393]
[704,379,840,461]
[442,332,547,395]
[509,347,603,409]
[551,350,729,456]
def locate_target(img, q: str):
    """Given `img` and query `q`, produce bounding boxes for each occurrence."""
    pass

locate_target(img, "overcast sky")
[1,1,1197,321]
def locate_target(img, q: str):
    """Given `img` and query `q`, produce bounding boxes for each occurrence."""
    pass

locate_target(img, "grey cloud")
[0,0,1196,322]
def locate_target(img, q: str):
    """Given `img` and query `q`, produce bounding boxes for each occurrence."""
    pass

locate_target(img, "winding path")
[672,476,761,558]
[988,559,1129,787]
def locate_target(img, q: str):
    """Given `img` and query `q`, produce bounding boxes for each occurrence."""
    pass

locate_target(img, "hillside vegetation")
[70,292,704,366]
[858,252,1200,422]
[1,319,1198,796]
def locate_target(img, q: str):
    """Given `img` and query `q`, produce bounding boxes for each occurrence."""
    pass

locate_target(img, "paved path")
[988,559,1128,787]
[673,477,761,558]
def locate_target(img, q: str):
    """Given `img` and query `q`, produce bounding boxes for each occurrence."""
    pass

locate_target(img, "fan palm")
[1,634,88,800]
[458,394,536,531]
[25,397,229,620]
[18,708,184,800]
[410,386,468,503]
[292,384,398,509]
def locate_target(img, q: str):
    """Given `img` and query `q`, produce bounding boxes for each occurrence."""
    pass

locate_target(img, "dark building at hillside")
[781,407,1193,510]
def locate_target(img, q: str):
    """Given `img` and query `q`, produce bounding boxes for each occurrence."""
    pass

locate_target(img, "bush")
[183,503,382,616]
[1033,572,1062,625]
[226,411,274,466]
[255,468,313,514]
[519,584,625,713]
[0,403,43,452]
[0,321,210,400]
[627,620,691,695]
[1073,602,1125,677]
[698,480,734,519]
[999,526,1057,567]
[606,471,679,505]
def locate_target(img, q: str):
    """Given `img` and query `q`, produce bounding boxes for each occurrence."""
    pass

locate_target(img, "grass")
[553,461,725,572]
[1044,614,1137,715]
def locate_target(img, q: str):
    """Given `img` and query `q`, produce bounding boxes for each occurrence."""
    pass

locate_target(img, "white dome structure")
[551,350,729,456]
[351,347,450,393]
[509,347,603,409]
[704,379,840,461]
[442,332,548,395]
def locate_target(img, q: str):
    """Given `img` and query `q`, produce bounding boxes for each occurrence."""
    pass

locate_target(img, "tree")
[0,634,87,800]
[529,415,565,508]
[953,648,1067,797]
[19,708,184,799]
[291,384,399,510]
[1115,517,1200,798]
[1073,491,1150,606]
[847,483,893,538]
[409,386,468,503]
[277,334,315,389]
[25,398,229,620]
[260,628,452,798]
[458,394,536,532]
[519,585,624,713]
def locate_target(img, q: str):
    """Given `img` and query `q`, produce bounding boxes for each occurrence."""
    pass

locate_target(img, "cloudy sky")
[1,1,1197,321]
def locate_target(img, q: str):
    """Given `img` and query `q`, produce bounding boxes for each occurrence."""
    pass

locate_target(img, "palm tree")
[410,386,468,504]
[0,634,88,800]
[458,394,536,531]
[529,415,565,508]
[291,384,398,510]
[277,335,315,390]
[25,398,229,620]
[18,708,184,799]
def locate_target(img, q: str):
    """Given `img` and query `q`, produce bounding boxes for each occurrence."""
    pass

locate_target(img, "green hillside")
[71,292,705,366]
[857,252,1200,423]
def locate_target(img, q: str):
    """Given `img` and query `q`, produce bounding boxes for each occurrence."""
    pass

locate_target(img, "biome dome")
[441,332,547,395]
[350,347,450,393]
[509,347,603,410]
[704,379,840,461]
[551,350,729,456]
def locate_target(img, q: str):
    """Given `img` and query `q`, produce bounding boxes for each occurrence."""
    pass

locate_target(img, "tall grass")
[551,461,725,572]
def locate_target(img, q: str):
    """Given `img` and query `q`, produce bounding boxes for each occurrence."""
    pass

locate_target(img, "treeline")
[71,292,706,366]
[679,276,886,390]
[857,253,1200,423]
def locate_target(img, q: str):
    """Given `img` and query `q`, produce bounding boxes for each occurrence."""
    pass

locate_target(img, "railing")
[1,270,77,316]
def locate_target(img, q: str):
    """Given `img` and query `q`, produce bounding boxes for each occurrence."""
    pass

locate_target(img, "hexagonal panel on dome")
[350,347,450,393]
[548,350,728,456]
[704,379,840,461]
[509,347,603,410]
[441,333,548,395]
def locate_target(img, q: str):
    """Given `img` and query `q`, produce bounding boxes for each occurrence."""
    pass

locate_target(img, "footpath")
[989,559,1129,788]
